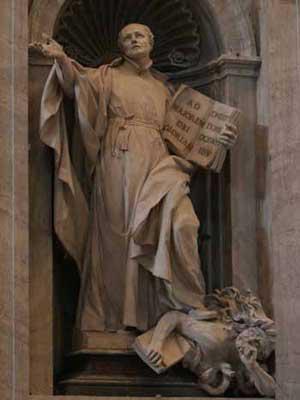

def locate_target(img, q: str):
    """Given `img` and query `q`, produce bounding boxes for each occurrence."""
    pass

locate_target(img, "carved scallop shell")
[54,0,201,76]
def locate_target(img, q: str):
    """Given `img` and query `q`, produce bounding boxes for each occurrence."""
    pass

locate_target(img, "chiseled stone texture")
[0,1,28,400]
[266,0,300,399]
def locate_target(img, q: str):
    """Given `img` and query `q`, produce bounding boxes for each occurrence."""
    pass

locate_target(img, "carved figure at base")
[134,287,276,397]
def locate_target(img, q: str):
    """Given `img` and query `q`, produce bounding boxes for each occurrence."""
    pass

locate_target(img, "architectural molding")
[175,55,261,88]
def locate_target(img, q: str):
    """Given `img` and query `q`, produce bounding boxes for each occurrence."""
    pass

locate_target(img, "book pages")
[163,85,241,173]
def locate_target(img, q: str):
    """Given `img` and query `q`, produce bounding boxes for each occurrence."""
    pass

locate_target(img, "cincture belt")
[109,115,162,157]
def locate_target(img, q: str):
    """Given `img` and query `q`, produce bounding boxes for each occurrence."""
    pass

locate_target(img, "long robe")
[40,58,206,332]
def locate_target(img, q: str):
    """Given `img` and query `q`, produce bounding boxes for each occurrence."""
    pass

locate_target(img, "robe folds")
[40,58,206,332]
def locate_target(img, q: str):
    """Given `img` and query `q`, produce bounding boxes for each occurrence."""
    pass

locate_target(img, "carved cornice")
[202,55,261,79]
[172,55,262,88]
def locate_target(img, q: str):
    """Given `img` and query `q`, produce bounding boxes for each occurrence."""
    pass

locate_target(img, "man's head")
[118,23,154,60]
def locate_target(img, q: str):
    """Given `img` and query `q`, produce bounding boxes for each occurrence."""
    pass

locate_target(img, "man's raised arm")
[30,34,75,98]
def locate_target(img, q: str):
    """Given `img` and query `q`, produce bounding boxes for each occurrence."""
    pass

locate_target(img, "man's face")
[120,24,152,60]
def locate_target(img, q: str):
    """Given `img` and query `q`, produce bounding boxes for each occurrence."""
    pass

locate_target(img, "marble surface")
[266,1,300,399]
[0,1,29,400]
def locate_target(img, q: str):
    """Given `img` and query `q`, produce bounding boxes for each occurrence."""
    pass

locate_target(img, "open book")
[133,329,191,374]
[163,85,241,173]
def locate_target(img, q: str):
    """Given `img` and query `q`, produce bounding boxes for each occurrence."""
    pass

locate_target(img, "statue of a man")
[33,24,236,335]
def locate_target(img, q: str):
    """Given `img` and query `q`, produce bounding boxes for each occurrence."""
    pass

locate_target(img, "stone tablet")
[163,85,241,172]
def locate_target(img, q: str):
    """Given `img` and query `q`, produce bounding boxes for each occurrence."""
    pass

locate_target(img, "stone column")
[265,0,300,398]
[29,53,54,396]
[196,55,261,292]
[0,1,28,400]
[221,56,261,293]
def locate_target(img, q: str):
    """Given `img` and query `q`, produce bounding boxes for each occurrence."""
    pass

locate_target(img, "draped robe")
[40,58,206,332]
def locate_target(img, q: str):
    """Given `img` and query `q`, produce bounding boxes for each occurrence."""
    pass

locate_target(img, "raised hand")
[30,33,75,97]
[29,33,66,60]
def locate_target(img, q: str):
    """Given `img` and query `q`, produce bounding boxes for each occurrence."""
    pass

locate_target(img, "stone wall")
[249,2,300,398]
[266,1,300,398]
[248,0,300,398]
[0,1,29,400]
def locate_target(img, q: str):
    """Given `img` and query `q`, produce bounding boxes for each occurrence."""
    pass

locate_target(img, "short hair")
[118,24,154,51]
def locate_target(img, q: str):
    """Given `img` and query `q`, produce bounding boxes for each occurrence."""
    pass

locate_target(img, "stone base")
[56,352,204,397]
[72,329,136,354]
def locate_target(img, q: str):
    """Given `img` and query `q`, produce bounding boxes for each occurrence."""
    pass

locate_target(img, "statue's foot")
[188,308,217,321]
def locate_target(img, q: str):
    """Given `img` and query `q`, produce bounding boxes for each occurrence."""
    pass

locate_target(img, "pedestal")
[56,352,203,397]
[59,330,202,396]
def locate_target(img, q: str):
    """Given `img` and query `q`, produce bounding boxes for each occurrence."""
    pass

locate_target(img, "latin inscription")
[163,86,240,172]
[173,103,205,128]
[164,124,193,152]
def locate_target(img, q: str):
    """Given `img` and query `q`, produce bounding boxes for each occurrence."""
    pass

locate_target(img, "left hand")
[147,341,165,369]
[218,123,238,149]
[29,34,66,60]
[239,344,258,368]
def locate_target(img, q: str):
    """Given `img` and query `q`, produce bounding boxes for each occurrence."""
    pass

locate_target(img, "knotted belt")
[109,115,162,157]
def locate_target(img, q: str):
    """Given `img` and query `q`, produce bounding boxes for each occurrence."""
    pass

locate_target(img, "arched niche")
[28,0,261,395]
[29,0,256,57]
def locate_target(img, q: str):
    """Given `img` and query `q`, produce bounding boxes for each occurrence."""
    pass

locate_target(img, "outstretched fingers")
[28,41,43,51]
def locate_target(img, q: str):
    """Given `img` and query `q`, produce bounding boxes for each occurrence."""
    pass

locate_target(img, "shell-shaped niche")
[54,0,201,77]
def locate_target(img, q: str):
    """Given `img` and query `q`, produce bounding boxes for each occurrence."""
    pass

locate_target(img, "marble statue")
[31,24,237,335]
[143,287,276,397]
